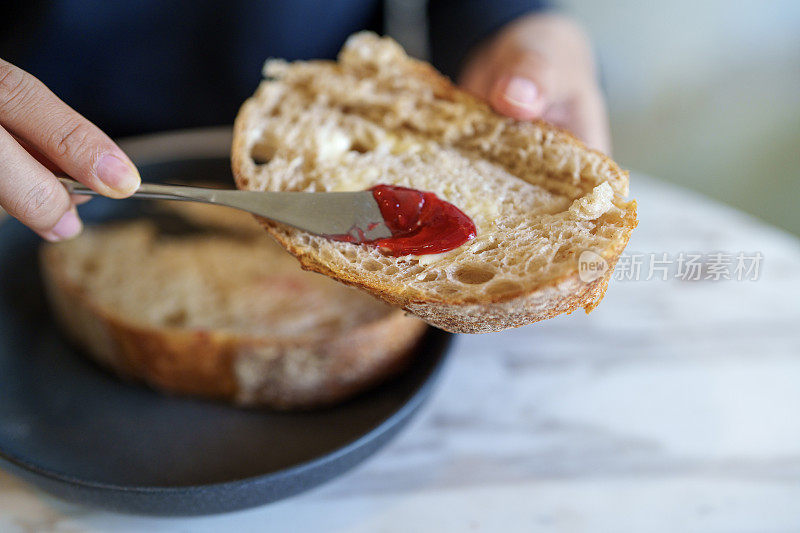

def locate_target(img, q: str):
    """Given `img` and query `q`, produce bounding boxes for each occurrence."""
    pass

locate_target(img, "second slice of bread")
[41,202,428,409]
[232,32,637,333]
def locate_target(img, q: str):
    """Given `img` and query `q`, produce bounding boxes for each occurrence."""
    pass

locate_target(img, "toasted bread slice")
[40,202,427,409]
[232,32,637,333]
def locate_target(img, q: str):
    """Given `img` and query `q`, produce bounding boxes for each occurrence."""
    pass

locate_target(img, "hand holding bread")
[460,13,611,153]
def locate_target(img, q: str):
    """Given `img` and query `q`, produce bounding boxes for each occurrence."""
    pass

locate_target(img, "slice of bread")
[232,32,637,333]
[40,202,428,409]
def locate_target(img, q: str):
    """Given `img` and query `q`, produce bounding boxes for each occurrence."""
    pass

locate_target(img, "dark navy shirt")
[2,0,546,137]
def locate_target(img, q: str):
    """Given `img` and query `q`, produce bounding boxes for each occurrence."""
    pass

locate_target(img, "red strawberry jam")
[333,185,476,256]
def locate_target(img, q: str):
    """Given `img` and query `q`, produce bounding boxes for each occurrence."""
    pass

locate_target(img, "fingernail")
[502,76,539,109]
[49,210,82,241]
[96,153,140,195]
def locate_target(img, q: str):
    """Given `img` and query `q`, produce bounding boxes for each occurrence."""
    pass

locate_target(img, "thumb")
[486,52,556,120]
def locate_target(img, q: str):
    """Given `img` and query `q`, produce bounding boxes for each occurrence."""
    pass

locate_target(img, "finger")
[486,50,556,120]
[71,194,92,206]
[11,131,60,173]
[459,62,490,99]
[0,126,82,241]
[0,59,140,198]
[547,88,611,154]
[14,131,100,200]
[458,47,497,100]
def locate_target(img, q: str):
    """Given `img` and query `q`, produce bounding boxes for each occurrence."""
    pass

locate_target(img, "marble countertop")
[2,130,799,532]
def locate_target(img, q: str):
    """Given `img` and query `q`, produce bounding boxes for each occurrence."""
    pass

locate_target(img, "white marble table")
[2,129,799,532]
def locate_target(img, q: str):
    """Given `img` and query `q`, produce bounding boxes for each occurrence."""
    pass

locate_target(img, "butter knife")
[58,177,391,243]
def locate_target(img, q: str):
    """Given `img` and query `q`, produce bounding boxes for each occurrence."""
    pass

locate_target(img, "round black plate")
[0,157,451,516]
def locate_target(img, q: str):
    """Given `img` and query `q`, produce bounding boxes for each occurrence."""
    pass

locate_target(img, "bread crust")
[231,33,638,333]
[40,244,428,409]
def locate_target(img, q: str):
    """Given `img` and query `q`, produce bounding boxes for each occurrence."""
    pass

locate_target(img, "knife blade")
[58,178,392,243]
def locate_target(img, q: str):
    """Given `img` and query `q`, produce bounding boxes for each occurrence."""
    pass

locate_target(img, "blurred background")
[390,0,800,236]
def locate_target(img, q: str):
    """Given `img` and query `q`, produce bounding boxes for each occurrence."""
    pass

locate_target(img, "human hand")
[459,13,611,154]
[0,59,140,241]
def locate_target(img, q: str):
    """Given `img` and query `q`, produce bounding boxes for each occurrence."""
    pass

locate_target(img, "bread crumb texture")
[233,32,637,332]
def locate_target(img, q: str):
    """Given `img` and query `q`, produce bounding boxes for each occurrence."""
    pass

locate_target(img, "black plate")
[0,157,451,516]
